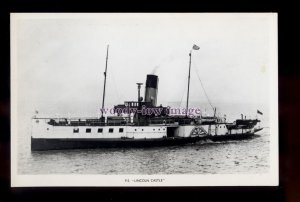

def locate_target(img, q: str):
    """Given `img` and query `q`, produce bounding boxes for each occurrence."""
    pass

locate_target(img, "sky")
[12,13,277,117]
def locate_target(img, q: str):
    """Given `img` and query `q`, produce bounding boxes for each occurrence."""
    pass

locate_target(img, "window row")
[134,128,165,131]
[73,128,124,133]
[218,125,226,128]
[73,127,165,133]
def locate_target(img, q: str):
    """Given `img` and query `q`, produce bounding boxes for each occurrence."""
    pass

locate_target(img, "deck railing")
[33,117,198,127]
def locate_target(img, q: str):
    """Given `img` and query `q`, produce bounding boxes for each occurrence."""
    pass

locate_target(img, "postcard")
[11,13,278,186]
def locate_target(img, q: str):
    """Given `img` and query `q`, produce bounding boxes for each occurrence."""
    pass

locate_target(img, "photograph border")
[10,13,278,187]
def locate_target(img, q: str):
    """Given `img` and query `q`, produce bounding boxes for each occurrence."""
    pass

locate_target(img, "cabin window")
[142,129,144,131]
[119,128,124,133]
[73,128,79,133]
[98,128,103,133]
[109,128,114,133]
[135,129,137,131]
[153,129,155,131]
[86,128,91,133]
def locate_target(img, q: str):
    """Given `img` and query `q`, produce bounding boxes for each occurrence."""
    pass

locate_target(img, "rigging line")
[179,81,188,108]
[192,60,214,111]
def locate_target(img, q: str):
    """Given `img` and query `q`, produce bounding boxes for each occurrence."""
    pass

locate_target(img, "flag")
[192,44,200,50]
[257,110,263,115]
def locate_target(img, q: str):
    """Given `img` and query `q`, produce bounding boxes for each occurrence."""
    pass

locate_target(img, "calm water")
[18,129,269,175]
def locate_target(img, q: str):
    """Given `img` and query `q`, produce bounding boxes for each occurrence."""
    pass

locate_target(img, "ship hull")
[31,136,206,151]
[210,133,258,141]
[31,132,258,151]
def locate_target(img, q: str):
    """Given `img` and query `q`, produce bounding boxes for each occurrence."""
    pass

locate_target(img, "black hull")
[31,133,257,151]
[210,133,258,141]
[31,137,204,151]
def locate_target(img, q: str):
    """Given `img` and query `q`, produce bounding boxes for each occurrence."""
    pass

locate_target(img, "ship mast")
[101,45,109,119]
[186,51,192,117]
[186,44,200,117]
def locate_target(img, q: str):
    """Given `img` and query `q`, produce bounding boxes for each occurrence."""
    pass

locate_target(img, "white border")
[11,13,278,187]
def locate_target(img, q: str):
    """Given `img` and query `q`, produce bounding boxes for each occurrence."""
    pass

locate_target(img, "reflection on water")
[19,129,270,175]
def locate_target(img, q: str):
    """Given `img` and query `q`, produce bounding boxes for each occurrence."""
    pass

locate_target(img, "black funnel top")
[145,74,158,89]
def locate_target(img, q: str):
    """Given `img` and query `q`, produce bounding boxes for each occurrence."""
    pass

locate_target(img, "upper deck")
[33,116,200,127]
